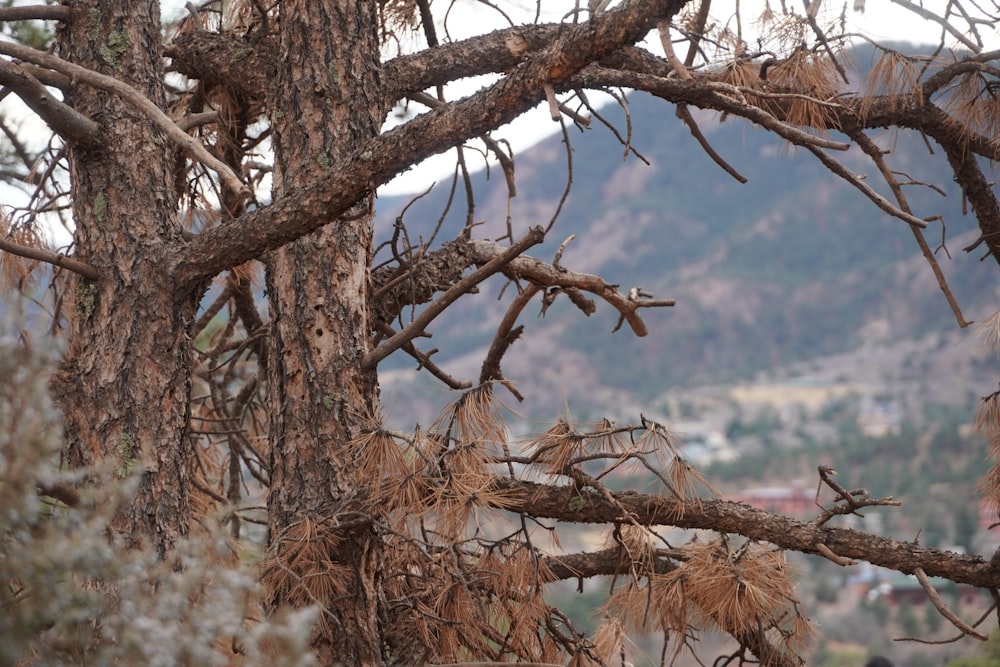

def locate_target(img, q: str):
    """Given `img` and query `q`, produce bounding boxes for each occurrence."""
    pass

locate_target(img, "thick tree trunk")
[50,0,196,554]
[263,1,386,663]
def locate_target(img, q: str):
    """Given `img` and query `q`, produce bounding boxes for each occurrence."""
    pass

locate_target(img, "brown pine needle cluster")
[764,50,843,131]
[947,69,1000,145]
[258,517,352,633]
[603,538,812,665]
[858,48,924,119]
[0,212,43,295]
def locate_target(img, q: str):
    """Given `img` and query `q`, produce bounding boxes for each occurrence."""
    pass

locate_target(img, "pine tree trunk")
[50,0,196,555]
[264,1,386,663]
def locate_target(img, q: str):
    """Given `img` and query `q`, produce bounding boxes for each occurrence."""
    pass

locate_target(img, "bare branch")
[803,144,930,228]
[493,477,1000,589]
[0,59,99,146]
[888,0,983,53]
[0,4,70,21]
[375,320,472,390]
[0,39,248,198]
[479,283,541,397]
[362,227,546,369]
[913,567,989,640]
[675,103,747,183]
[0,236,99,281]
[849,128,973,327]
[467,239,676,336]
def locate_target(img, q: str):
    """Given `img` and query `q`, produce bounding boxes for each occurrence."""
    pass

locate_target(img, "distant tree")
[1,0,999,665]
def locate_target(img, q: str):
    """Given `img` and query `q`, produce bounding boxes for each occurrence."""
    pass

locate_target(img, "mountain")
[373,83,999,428]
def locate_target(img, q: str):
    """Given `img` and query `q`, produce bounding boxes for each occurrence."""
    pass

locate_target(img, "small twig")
[902,603,998,645]
[849,128,972,328]
[675,104,747,183]
[815,542,857,566]
[543,82,561,121]
[375,320,471,390]
[658,20,693,84]
[558,101,591,127]
[813,464,900,525]
[804,145,930,228]
[912,567,988,641]
[552,234,574,271]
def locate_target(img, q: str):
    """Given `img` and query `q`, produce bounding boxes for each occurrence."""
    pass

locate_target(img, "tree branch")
[467,239,675,337]
[0,4,70,21]
[0,39,248,198]
[913,566,989,640]
[848,128,972,327]
[0,237,99,281]
[803,144,930,228]
[492,478,1000,589]
[888,0,983,53]
[940,139,1000,266]
[362,227,545,369]
[0,59,99,146]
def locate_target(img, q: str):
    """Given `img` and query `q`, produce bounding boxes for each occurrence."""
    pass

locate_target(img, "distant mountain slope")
[374,75,999,426]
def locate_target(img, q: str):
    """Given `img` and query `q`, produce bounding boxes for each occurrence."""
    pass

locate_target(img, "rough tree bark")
[49,0,197,555]
[262,1,386,662]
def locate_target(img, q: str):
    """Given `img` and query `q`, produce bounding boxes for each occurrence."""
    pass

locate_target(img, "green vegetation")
[946,633,1000,666]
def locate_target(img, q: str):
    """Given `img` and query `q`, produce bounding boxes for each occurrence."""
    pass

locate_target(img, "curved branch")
[479,283,541,398]
[0,59,98,146]
[0,39,247,198]
[914,566,989,641]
